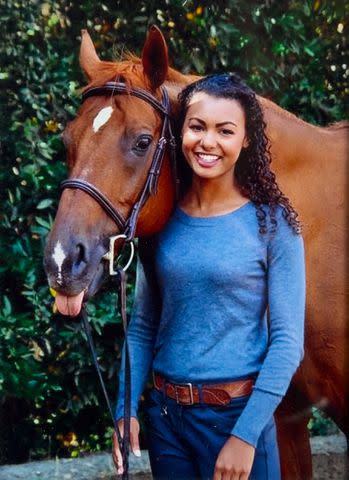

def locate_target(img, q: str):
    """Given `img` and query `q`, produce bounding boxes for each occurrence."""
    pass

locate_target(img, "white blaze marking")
[93,106,113,133]
[52,241,66,282]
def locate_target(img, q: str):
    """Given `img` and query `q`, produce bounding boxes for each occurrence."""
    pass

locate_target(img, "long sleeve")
[115,238,160,420]
[231,213,306,447]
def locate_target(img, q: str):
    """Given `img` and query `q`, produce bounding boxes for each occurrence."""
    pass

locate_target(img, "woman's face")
[181,92,248,183]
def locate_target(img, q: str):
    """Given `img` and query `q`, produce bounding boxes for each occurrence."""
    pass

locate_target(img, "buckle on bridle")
[175,382,194,405]
[102,234,135,275]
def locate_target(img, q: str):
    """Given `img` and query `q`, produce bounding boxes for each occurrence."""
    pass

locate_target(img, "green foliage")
[308,408,339,436]
[0,0,347,463]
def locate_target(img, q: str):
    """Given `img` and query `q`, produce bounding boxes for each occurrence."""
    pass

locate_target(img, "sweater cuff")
[231,388,282,447]
[115,402,138,422]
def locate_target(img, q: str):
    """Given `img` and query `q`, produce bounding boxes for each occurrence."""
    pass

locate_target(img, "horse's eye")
[133,135,153,153]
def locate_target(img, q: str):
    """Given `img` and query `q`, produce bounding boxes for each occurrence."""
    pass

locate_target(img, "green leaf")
[304,46,315,57]
[37,199,54,210]
[1,296,12,316]
[35,216,51,229]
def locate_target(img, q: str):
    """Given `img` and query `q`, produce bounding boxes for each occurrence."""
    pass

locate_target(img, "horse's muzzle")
[44,234,108,298]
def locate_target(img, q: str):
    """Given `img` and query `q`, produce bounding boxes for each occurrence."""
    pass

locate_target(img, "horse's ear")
[142,25,168,91]
[79,29,101,81]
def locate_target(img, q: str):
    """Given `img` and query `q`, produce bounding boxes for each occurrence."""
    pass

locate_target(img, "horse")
[44,26,348,479]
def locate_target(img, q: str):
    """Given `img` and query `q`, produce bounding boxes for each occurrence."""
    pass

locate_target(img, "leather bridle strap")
[61,82,176,242]
[82,81,169,116]
[60,178,126,231]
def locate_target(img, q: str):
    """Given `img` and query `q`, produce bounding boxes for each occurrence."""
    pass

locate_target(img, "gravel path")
[0,434,347,480]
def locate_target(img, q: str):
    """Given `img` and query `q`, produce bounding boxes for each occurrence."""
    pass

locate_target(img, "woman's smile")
[194,152,222,167]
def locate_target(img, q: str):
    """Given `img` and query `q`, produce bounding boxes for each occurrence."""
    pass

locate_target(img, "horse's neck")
[166,68,198,87]
[165,69,200,113]
[261,98,345,171]
[261,98,347,219]
[165,76,194,117]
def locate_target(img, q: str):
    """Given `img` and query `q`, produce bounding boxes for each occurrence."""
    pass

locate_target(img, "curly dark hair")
[177,73,301,234]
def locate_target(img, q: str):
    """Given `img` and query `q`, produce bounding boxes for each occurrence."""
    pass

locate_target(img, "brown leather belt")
[153,373,254,406]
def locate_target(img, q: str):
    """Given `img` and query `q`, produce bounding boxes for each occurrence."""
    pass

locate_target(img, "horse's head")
[44,27,176,314]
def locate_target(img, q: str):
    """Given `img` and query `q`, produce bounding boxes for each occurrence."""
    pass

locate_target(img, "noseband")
[61,81,176,242]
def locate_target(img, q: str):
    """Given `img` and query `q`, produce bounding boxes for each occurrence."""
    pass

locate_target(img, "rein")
[60,81,176,479]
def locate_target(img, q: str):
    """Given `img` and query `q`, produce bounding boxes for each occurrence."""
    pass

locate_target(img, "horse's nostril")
[71,242,89,276]
[76,243,87,264]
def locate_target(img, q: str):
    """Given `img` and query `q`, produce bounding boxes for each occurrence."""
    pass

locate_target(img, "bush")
[0,0,347,462]
[308,408,339,437]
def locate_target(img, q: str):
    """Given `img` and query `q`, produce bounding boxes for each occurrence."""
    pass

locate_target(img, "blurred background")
[0,0,347,465]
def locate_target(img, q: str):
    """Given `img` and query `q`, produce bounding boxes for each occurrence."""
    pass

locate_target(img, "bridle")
[61,80,176,243]
[59,81,176,479]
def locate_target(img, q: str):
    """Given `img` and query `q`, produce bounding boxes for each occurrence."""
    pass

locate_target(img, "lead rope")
[78,268,131,479]
[117,269,131,478]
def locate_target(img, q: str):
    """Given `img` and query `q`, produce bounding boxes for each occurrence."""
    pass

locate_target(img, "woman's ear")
[242,136,249,148]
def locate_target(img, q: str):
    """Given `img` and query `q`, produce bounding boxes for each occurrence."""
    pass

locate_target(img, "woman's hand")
[112,417,140,475]
[213,435,255,480]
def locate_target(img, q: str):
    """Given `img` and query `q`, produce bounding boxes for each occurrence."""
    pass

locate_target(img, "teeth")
[197,153,220,163]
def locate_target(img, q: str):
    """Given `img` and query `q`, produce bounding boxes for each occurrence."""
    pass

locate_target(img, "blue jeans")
[144,388,281,479]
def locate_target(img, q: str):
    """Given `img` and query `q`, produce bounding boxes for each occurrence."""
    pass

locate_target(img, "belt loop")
[153,371,166,396]
[197,383,204,404]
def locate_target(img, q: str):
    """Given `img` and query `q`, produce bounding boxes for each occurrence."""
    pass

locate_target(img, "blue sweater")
[116,202,305,447]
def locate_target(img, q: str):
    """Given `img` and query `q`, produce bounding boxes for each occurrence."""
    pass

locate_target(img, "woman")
[113,74,305,479]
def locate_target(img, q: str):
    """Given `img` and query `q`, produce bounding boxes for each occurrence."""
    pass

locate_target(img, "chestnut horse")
[44,27,348,479]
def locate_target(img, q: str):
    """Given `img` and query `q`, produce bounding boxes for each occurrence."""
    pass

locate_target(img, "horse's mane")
[83,53,190,91]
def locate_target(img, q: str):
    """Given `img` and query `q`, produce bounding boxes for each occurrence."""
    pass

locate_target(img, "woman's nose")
[200,131,216,150]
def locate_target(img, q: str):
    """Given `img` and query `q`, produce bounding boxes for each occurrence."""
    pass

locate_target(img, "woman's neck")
[180,176,249,217]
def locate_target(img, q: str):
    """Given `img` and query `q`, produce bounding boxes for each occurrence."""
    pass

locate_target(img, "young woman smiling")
[113,74,305,480]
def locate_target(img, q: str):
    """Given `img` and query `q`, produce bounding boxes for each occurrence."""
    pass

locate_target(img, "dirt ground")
[312,454,347,480]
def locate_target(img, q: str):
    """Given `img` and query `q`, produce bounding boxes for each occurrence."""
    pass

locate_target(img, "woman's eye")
[133,135,153,153]
[189,124,203,132]
[221,129,234,135]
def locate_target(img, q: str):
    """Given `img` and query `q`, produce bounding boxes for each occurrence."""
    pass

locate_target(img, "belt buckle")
[175,382,194,405]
